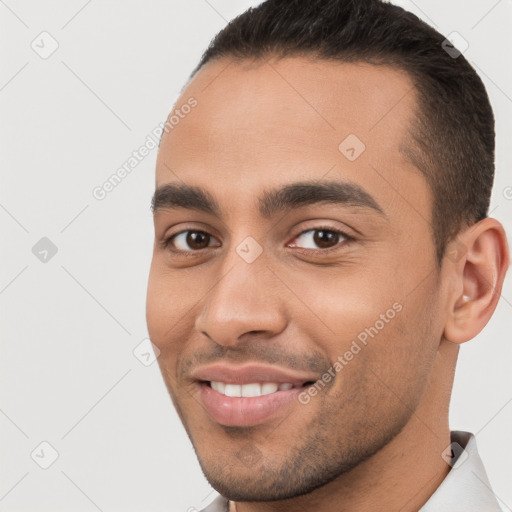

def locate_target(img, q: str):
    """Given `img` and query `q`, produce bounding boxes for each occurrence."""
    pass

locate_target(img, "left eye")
[289,228,349,250]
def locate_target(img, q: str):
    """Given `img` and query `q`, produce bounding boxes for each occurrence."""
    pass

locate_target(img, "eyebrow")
[151,180,385,218]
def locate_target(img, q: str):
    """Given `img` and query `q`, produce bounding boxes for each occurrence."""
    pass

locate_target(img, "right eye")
[163,230,221,253]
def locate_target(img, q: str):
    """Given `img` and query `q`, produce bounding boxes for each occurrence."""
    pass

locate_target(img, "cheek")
[285,264,440,390]
[146,262,203,345]
[145,265,169,343]
[284,265,404,348]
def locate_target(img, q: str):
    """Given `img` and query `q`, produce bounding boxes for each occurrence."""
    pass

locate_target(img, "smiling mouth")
[197,377,319,426]
[203,380,316,398]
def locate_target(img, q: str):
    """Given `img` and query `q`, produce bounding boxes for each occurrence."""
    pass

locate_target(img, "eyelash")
[161,226,354,256]
[289,226,354,255]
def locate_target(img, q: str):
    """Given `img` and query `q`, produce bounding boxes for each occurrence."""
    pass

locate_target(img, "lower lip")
[198,382,305,427]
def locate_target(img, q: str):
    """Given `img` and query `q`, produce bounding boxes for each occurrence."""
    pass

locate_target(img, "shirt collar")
[419,430,502,511]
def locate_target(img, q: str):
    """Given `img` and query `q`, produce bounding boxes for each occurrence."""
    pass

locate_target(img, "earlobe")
[443,218,509,344]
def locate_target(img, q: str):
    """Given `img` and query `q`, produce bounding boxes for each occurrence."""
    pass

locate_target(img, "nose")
[194,258,288,347]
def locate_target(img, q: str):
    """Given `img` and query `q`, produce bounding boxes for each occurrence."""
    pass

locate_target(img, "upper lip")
[191,363,318,386]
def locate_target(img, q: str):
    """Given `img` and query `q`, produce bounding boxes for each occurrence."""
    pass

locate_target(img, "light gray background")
[1,1,511,511]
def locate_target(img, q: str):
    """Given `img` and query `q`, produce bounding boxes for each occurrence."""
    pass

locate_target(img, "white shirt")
[200,431,503,511]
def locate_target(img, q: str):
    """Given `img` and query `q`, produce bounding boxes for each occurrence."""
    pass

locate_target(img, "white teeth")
[261,383,279,395]
[241,383,261,397]
[211,381,225,394]
[209,381,295,397]
[224,384,242,397]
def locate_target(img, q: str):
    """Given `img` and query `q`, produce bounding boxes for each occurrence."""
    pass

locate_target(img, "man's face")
[146,57,449,500]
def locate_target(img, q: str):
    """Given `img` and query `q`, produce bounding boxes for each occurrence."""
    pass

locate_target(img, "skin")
[146,56,509,512]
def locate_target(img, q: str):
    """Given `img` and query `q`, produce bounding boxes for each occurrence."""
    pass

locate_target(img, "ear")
[443,217,510,344]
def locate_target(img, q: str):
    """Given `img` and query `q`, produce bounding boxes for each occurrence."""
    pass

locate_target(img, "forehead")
[156,56,429,221]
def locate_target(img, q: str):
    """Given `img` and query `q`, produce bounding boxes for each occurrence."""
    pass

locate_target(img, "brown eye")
[186,231,210,250]
[289,228,349,251]
[313,230,340,248]
[166,230,219,252]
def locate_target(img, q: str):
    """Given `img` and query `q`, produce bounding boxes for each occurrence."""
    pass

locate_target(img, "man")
[146,0,509,510]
